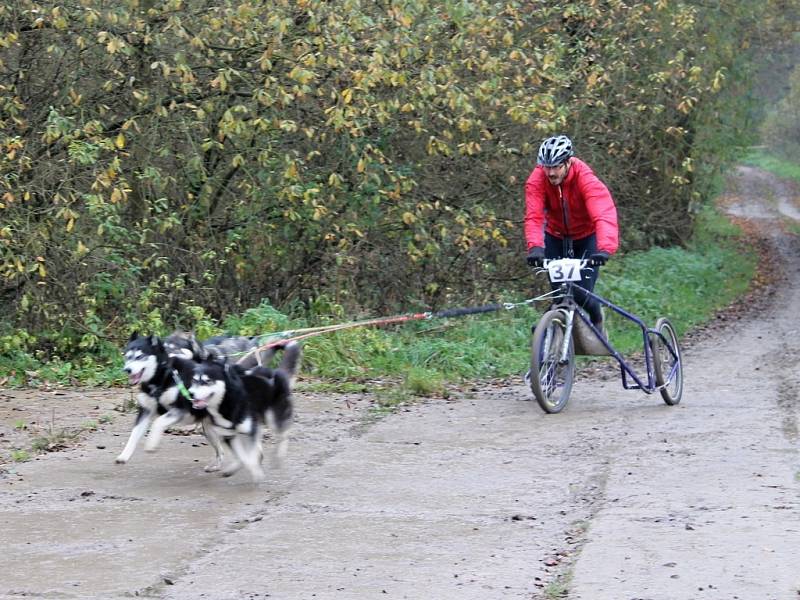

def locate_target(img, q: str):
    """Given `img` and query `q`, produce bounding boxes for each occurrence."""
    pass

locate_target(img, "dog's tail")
[277,341,302,387]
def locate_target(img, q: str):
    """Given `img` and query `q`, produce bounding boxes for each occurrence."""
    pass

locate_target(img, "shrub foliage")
[0,0,794,351]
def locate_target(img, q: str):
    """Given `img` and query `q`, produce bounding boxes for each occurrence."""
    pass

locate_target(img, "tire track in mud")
[706,165,800,447]
[775,343,800,443]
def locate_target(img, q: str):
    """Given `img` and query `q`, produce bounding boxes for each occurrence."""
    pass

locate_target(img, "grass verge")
[742,148,800,181]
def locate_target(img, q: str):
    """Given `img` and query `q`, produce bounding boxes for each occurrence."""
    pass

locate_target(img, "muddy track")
[1,166,799,600]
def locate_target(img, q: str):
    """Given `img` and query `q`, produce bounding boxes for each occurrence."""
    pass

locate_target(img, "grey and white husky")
[164,331,274,368]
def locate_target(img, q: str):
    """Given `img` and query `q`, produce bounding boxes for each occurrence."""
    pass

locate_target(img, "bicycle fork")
[558,310,575,363]
[544,309,573,364]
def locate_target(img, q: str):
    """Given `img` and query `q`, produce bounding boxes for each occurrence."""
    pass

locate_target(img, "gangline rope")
[235,293,556,365]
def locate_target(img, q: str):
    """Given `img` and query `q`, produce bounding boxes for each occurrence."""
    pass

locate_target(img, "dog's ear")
[129,330,139,342]
[150,334,163,349]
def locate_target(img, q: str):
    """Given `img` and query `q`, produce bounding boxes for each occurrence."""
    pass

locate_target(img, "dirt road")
[1,166,799,599]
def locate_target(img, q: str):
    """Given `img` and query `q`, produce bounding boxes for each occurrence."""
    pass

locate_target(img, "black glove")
[589,251,610,266]
[526,246,545,267]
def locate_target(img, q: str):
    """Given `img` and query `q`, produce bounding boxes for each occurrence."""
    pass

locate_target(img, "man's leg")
[572,234,604,326]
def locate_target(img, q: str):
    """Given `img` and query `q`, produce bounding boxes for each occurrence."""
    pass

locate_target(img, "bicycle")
[528,257,683,414]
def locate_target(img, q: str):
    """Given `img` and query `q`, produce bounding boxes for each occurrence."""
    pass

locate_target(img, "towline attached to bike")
[236,297,542,365]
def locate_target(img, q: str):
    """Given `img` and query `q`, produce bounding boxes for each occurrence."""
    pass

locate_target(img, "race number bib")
[546,258,583,283]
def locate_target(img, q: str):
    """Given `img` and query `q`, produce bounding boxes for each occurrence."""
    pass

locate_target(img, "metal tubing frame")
[551,281,670,394]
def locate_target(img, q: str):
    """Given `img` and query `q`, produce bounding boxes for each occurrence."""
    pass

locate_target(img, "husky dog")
[116,332,226,471]
[164,331,274,368]
[188,341,301,482]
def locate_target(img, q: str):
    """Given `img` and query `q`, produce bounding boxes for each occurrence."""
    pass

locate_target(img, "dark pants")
[544,232,603,325]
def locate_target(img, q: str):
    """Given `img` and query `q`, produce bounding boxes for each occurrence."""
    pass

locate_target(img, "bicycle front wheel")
[652,317,683,405]
[530,310,575,414]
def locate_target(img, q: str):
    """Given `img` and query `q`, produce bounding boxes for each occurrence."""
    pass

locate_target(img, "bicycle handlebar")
[530,257,604,271]
[543,258,591,268]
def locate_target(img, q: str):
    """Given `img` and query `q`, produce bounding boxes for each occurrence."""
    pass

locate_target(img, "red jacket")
[524,157,619,254]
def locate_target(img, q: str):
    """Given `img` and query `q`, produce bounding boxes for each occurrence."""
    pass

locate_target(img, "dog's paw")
[204,463,222,473]
[144,444,158,453]
[221,464,242,477]
[115,456,128,464]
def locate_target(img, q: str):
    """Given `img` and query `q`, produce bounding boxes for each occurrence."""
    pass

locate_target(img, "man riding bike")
[524,134,619,331]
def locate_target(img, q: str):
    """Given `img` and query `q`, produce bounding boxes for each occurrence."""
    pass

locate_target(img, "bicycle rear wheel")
[652,317,683,405]
[530,310,575,414]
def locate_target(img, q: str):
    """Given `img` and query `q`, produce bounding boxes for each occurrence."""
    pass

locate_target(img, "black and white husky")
[116,332,226,471]
[188,341,301,482]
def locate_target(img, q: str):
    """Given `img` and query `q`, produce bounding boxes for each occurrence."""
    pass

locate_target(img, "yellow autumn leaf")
[106,37,122,54]
[284,162,298,179]
[288,67,314,85]
[115,133,125,149]
[402,212,416,225]
[711,69,726,92]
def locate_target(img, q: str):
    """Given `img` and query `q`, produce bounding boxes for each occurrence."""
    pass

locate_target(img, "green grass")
[742,148,800,182]
[544,574,572,599]
[10,449,31,462]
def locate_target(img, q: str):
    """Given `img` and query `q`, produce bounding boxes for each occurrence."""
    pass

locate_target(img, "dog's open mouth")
[128,369,144,385]
[192,395,209,410]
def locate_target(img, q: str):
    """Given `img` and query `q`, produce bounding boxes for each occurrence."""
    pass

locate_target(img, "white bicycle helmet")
[537,135,574,167]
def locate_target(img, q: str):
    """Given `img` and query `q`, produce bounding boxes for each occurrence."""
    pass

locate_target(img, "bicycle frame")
[548,280,679,395]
